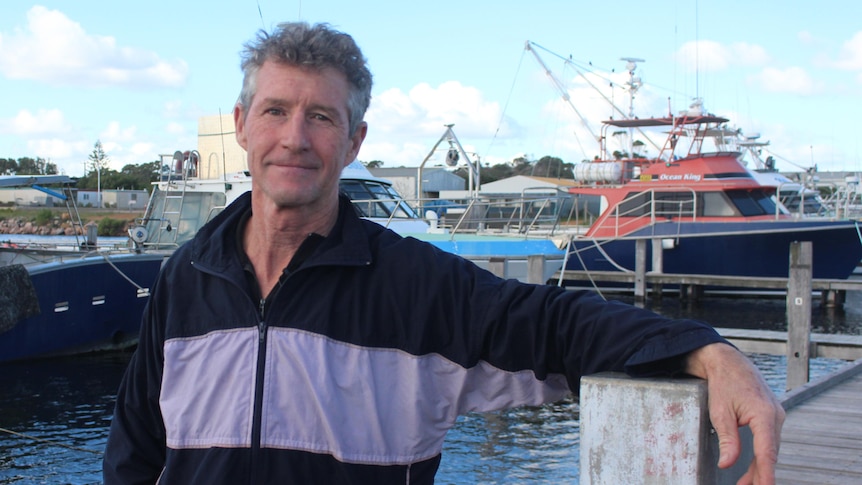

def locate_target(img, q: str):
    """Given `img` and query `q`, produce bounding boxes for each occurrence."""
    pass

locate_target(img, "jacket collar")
[190,192,374,277]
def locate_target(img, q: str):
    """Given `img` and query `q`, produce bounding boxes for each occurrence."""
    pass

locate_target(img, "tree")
[0,158,18,175]
[364,160,384,168]
[0,157,57,175]
[530,156,572,179]
[88,141,109,208]
[7,157,56,175]
[88,140,110,172]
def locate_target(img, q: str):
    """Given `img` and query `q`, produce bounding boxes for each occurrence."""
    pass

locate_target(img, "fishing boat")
[0,174,166,364]
[520,44,862,284]
[0,151,565,363]
[560,103,862,282]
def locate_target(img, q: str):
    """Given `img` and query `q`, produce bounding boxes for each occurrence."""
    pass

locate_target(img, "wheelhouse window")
[340,180,419,219]
[726,189,776,216]
[700,192,736,216]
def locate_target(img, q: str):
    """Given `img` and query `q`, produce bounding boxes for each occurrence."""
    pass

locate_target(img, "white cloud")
[729,42,770,66]
[674,40,770,72]
[2,109,71,136]
[100,121,138,142]
[0,6,187,88]
[166,122,187,136]
[162,100,186,119]
[129,142,155,159]
[833,31,862,71]
[798,31,815,45]
[362,81,506,165]
[25,138,91,173]
[367,81,503,137]
[749,66,817,95]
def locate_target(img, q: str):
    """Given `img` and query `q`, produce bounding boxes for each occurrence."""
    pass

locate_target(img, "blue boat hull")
[0,254,166,363]
[565,220,862,280]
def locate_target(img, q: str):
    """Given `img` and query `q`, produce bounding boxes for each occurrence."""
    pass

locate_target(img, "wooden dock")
[776,358,862,484]
[552,240,862,306]
[716,328,862,361]
[553,269,862,303]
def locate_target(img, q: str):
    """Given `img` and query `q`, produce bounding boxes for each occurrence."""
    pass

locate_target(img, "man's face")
[235,61,366,210]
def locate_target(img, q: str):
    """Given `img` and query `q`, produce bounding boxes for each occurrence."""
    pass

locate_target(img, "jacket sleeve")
[103,278,168,484]
[479,280,728,392]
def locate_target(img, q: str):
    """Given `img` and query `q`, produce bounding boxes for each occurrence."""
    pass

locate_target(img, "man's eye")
[265,108,284,116]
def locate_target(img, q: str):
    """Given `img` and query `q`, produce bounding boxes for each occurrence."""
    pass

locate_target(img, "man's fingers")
[712,411,742,468]
[745,408,783,483]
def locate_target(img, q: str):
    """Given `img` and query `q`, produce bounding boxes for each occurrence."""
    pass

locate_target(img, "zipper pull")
[258,298,267,344]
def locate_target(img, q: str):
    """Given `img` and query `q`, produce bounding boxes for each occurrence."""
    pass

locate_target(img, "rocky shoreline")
[0,215,134,237]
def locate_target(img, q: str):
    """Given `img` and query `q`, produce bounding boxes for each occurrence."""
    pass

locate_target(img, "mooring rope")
[0,426,102,455]
[101,253,143,289]
[855,220,862,248]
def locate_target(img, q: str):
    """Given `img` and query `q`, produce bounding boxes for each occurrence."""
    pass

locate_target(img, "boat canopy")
[602,115,729,128]
[0,175,76,188]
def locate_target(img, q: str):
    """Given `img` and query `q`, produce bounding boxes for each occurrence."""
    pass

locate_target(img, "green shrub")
[98,217,127,236]
[34,209,54,226]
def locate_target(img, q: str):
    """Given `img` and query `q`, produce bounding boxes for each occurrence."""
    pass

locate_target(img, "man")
[104,22,783,484]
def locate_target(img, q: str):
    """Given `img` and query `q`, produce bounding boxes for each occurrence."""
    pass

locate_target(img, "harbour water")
[0,292,857,484]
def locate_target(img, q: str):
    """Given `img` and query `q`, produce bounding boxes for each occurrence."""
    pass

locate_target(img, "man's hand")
[685,343,785,485]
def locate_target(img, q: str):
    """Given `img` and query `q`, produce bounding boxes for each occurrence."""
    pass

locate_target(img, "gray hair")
[237,22,373,136]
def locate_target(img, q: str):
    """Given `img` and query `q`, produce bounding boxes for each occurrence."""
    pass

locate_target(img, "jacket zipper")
[249,297,268,484]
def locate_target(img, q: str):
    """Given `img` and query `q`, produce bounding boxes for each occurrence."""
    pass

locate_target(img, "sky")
[1,1,861,177]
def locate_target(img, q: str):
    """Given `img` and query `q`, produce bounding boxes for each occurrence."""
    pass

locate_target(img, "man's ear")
[234,104,248,150]
[344,121,368,168]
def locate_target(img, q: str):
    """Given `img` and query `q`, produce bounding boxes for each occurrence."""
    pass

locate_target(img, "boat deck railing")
[595,188,698,237]
[350,193,570,238]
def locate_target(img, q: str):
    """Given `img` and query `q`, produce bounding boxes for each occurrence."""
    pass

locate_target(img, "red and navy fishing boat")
[562,104,862,281]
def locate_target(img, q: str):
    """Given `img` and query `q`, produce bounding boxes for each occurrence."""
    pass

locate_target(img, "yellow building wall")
[197,114,248,178]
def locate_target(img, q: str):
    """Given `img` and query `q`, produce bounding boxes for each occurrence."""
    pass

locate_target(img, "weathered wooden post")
[580,373,753,484]
[787,241,812,390]
[635,239,647,302]
[527,255,545,285]
[651,238,664,299]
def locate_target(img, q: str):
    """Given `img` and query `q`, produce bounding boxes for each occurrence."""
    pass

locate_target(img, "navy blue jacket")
[104,192,725,484]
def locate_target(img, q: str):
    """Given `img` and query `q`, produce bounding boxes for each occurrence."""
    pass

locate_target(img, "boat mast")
[621,57,644,160]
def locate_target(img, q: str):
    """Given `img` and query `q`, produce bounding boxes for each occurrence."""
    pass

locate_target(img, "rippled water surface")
[1,293,857,484]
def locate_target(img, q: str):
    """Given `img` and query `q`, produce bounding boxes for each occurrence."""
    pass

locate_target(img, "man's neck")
[243,196,340,297]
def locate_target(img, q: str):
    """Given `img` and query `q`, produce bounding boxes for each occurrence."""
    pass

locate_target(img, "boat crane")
[523,41,663,159]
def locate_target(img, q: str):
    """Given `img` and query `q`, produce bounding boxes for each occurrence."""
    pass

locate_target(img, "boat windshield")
[142,189,228,247]
[340,179,420,219]
[725,189,777,216]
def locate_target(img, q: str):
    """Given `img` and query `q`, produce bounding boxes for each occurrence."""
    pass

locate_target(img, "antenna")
[695,0,700,100]
[619,57,645,119]
[620,57,645,158]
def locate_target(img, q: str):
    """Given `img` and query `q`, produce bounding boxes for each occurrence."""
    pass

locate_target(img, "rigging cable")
[483,47,526,161]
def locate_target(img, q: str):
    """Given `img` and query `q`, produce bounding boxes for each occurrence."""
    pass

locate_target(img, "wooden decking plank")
[780,434,861,448]
[784,406,860,419]
[779,443,862,464]
[785,410,860,426]
[776,467,861,485]
[776,362,862,483]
